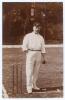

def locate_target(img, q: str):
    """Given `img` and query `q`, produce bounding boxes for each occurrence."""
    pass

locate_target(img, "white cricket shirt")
[22,32,46,53]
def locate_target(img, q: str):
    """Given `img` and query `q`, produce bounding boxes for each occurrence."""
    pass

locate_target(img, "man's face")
[33,26,41,33]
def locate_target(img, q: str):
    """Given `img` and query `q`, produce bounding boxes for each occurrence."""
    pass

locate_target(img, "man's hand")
[41,53,46,64]
[42,60,46,64]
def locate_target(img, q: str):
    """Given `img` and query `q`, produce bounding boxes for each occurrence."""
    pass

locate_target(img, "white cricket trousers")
[26,51,41,92]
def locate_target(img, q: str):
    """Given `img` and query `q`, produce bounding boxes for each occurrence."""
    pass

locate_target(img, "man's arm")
[22,35,28,53]
[41,37,46,64]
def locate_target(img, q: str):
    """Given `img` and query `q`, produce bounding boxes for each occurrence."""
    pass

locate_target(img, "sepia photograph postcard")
[1,0,64,98]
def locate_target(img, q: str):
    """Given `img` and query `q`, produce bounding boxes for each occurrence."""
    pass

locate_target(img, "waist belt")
[28,49,41,51]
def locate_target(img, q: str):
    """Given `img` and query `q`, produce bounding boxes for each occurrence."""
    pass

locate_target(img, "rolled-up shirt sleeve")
[41,37,46,53]
[22,35,28,51]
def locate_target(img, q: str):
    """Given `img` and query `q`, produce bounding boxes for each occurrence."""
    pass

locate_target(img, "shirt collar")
[32,31,39,35]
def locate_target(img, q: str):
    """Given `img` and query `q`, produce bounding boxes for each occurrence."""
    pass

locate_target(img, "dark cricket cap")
[33,22,41,27]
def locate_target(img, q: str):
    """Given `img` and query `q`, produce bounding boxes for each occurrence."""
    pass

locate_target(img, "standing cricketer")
[22,22,46,93]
